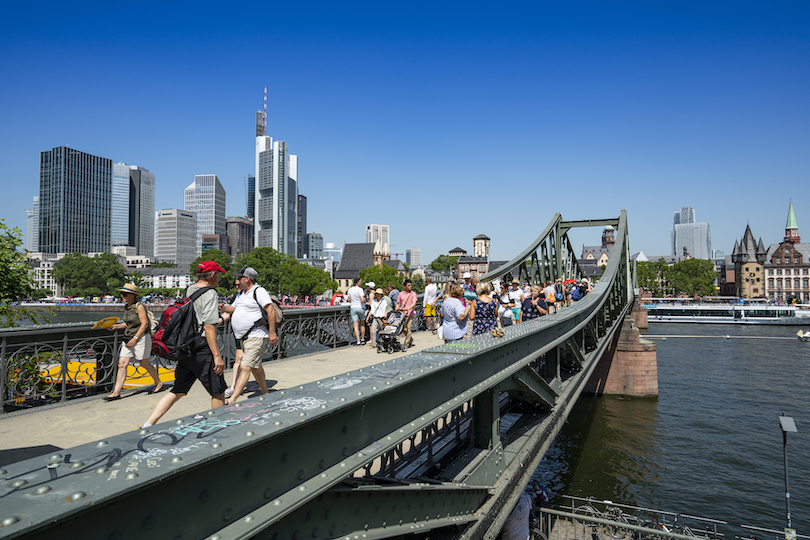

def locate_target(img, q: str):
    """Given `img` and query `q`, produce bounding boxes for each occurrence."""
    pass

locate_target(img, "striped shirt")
[441,298,468,340]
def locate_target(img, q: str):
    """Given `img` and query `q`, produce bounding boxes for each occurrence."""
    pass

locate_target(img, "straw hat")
[117,283,141,296]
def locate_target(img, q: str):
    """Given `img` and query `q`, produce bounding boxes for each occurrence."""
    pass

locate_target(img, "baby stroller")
[376,311,406,354]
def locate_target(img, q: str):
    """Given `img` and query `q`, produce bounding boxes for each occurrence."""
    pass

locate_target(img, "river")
[532,323,810,535]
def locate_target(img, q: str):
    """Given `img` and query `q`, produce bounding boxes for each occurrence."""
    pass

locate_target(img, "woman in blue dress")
[472,282,498,335]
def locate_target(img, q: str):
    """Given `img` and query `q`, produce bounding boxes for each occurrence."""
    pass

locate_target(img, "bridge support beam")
[584,313,658,397]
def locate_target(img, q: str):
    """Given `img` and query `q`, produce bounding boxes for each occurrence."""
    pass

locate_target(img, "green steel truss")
[0,212,633,540]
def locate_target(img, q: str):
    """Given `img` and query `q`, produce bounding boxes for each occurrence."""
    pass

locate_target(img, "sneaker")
[360,340,366,345]
[224,386,234,398]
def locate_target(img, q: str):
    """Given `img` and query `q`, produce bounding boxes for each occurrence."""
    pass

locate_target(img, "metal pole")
[783,428,791,529]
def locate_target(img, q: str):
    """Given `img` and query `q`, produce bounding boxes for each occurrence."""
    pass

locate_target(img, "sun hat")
[463,272,471,279]
[198,261,226,274]
[375,288,385,295]
[117,283,141,296]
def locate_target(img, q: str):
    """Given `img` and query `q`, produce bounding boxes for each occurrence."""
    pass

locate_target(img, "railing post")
[60,332,68,403]
[1,336,7,414]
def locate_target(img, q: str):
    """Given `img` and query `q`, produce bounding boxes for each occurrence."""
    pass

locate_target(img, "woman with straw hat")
[103,283,163,401]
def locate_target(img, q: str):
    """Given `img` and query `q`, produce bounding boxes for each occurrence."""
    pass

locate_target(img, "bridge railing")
[1,301,436,413]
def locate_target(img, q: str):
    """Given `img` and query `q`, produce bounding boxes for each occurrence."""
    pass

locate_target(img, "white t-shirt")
[424,283,438,306]
[231,284,274,339]
[510,289,524,307]
[347,286,365,308]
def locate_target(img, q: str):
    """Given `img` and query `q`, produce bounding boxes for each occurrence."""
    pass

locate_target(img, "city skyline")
[2,3,809,264]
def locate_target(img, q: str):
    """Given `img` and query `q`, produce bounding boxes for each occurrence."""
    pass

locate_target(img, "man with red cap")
[141,260,227,428]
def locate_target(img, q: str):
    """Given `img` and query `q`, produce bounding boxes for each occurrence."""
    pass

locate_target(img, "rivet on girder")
[210,535,221,540]
[245,431,255,437]
[175,419,184,424]
[142,516,155,530]
[320,404,327,409]
[273,500,283,506]
[124,472,139,480]
[96,441,108,447]
[280,391,286,395]
[371,386,378,390]
[223,509,233,521]
[299,483,307,490]
[199,490,210,503]
[170,457,183,464]
[206,410,215,415]
[211,443,222,449]
[311,527,319,537]
[95,467,109,474]
[48,454,63,462]
[339,398,346,402]
[356,392,363,396]
[68,462,85,469]
[298,412,306,417]
[1,517,20,528]
[10,480,27,488]
[32,486,51,495]
[281,453,289,464]
[258,396,265,401]
[273,421,283,426]
[69,491,87,501]
[264,488,273,498]
[244,515,254,523]
[300,386,305,389]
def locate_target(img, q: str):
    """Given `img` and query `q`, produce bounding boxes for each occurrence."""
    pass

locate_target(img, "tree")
[151,261,174,268]
[359,265,403,292]
[429,255,459,273]
[234,247,337,297]
[53,252,126,296]
[0,219,49,327]
[637,259,669,297]
[670,258,717,296]
[410,274,425,294]
[126,271,148,290]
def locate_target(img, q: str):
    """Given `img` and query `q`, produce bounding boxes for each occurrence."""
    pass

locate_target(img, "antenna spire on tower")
[263,86,267,133]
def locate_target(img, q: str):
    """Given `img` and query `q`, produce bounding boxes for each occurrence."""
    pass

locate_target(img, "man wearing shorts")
[423,277,438,331]
[347,278,366,345]
[219,266,278,404]
[141,261,227,428]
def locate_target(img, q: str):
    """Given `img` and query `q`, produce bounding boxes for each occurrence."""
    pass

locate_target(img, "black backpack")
[152,287,214,360]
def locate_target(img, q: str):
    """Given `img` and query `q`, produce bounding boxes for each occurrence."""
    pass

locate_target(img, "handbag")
[437,324,444,340]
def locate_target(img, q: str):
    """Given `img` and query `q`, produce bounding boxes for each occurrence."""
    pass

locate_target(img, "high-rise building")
[255,129,298,255]
[112,163,155,256]
[671,206,711,259]
[247,174,255,220]
[227,216,254,256]
[365,224,389,246]
[25,198,39,252]
[38,146,112,254]
[185,174,226,257]
[406,248,421,267]
[155,209,197,271]
[297,194,307,258]
[305,232,323,259]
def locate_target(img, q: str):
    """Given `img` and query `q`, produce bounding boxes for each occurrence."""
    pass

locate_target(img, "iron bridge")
[0,211,635,540]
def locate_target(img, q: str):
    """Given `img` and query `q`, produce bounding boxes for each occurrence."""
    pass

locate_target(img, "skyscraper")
[112,163,155,256]
[227,216,254,256]
[365,224,390,246]
[671,205,711,259]
[255,130,298,255]
[155,209,197,271]
[305,232,324,259]
[247,174,255,220]
[185,174,226,256]
[25,196,39,252]
[38,146,112,254]
[406,248,421,267]
[297,194,307,258]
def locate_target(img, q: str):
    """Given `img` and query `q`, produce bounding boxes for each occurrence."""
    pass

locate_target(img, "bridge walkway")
[0,333,446,466]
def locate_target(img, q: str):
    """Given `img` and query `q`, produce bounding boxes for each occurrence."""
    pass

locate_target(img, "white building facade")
[366,224,389,246]
[155,209,198,272]
[255,132,298,256]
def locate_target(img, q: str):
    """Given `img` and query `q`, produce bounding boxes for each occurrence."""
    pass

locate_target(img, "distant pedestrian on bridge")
[441,284,472,343]
[140,261,227,428]
[347,278,367,346]
[103,283,162,401]
[395,279,417,348]
[423,277,439,332]
[521,285,548,321]
[471,282,498,335]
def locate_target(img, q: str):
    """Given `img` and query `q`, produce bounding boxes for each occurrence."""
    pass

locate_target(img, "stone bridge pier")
[585,300,658,397]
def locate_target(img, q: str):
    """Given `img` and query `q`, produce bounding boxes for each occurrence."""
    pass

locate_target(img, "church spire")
[785,200,800,243]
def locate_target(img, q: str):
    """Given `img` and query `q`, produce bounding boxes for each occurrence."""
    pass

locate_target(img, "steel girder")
[0,212,632,540]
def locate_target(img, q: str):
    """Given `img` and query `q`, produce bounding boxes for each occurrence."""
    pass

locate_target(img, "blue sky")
[2,2,808,264]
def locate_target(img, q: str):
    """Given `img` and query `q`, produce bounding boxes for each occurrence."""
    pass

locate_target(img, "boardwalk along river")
[533,323,810,536]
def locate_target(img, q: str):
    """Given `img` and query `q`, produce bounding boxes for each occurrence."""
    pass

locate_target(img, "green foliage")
[233,248,337,297]
[0,218,50,327]
[151,261,174,268]
[637,258,717,297]
[0,219,35,302]
[410,275,426,294]
[126,272,148,290]
[189,249,232,277]
[32,288,52,300]
[669,258,718,296]
[53,252,126,297]
[429,255,459,273]
[359,265,403,292]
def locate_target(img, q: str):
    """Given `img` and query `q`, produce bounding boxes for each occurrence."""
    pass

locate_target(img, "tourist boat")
[643,300,810,324]
[797,330,810,341]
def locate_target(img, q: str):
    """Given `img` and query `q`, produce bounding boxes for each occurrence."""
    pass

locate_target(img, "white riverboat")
[644,300,810,324]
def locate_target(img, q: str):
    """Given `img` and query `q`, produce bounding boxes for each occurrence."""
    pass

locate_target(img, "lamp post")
[779,414,798,532]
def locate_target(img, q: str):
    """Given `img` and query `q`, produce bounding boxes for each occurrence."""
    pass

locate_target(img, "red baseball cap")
[197,261,226,273]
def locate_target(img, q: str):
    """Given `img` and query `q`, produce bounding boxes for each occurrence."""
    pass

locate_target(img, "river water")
[533,323,810,536]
